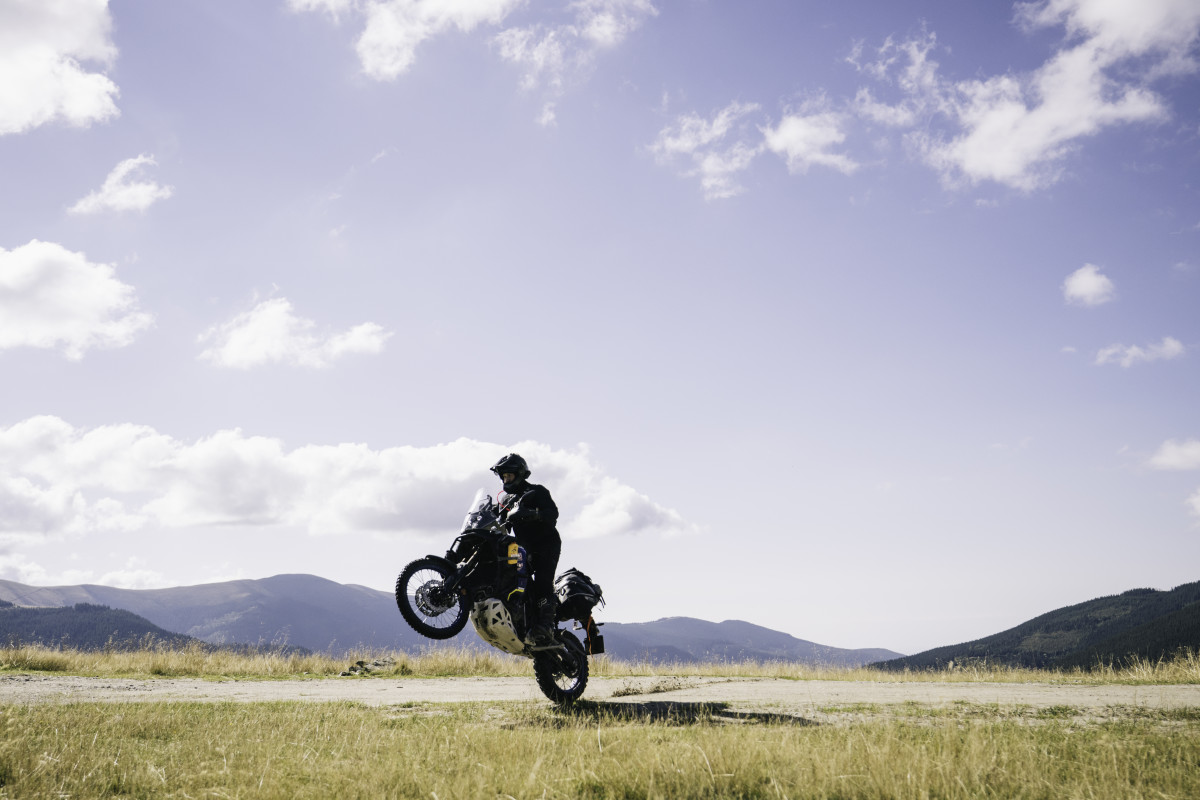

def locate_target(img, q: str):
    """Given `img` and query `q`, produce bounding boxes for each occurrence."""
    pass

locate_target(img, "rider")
[490,453,560,647]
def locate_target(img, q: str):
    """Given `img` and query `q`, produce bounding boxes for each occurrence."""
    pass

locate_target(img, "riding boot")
[527,597,557,647]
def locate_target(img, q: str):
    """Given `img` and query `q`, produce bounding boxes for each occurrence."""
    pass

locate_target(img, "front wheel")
[533,630,589,704]
[395,557,469,640]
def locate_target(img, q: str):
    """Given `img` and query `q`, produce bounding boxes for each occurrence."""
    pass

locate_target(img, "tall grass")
[1,701,1197,799]
[0,640,526,679]
[589,649,1200,685]
[3,641,1199,683]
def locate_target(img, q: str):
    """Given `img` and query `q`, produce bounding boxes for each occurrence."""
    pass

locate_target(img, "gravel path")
[4,673,1198,714]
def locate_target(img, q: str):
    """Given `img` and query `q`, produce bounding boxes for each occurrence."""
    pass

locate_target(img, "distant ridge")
[872,580,1200,671]
[0,601,198,650]
[601,618,902,667]
[0,574,899,664]
[0,574,415,656]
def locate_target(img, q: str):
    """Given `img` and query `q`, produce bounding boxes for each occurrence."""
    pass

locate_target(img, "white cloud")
[0,553,90,586]
[854,1,1200,189]
[495,25,569,91]
[495,0,657,96]
[1094,336,1185,367]
[197,298,393,369]
[762,103,859,175]
[849,30,945,128]
[98,557,169,590]
[0,0,120,135]
[0,552,165,589]
[1148,437,1200,520]
[1148,439,1200,470]
[69,154,174,215]
[0,240,154,359]
[651,102,763,199]
[298,0,526,81]
[1188,488,1200,518]
[292,0,654,122]
[854,87,918,127]
[288,0,355,19]
[1062,263,1115,306]
[0,417,696,541]
[575,0,656,48]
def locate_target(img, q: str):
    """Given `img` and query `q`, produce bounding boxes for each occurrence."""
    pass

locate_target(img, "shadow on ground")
[555,700,816,726]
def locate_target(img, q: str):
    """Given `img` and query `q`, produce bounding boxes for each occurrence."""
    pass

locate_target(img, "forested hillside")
[873,581,1200,670]
[0,602,197,650]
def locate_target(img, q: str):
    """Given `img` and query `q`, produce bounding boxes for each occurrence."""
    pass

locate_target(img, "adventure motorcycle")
[395,491,605,703]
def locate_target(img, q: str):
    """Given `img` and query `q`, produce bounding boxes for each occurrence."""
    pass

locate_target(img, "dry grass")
[0,640,526,680]
[2,644,1197,798]
[590,648,1200,685]
[1,700,1197,799]
[3,641,1199,684]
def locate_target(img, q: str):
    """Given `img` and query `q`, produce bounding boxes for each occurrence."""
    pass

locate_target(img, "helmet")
[490,453,530,492]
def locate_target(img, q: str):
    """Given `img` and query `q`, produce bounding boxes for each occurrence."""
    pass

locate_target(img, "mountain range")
[0,574,902,667]
[872,580,1200,670]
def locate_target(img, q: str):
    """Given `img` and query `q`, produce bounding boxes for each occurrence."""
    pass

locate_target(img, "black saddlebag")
[555,567,603,620]
[554,567,605,655]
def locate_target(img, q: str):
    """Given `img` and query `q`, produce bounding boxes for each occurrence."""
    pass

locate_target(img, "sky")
[1,0,1198,655]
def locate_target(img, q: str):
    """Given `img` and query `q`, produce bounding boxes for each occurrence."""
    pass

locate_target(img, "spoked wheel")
[395,557,469,639]
[533,630,589,704]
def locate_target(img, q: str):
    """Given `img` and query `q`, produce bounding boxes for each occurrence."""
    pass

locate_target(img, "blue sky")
[1,0,1198,654]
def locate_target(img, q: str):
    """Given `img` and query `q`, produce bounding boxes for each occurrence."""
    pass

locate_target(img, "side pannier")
[554,567,605,655]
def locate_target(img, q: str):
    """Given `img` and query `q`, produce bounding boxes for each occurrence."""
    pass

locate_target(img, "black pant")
[519,535,560,605]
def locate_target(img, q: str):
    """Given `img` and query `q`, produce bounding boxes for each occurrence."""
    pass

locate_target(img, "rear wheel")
[533,630,589,704]
[395,557,469,640]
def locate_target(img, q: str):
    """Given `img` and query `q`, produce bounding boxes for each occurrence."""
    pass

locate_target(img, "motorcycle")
[395,491,605,703]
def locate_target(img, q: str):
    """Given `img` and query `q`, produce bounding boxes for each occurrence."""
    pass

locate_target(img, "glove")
[507,505,538,523]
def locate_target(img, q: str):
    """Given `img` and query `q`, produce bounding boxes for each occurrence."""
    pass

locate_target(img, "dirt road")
[4,674,1198,716]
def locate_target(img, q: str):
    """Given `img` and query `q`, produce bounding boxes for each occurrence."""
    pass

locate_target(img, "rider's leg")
[526,540,561,645]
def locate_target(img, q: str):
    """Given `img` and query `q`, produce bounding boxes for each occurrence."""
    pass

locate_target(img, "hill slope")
[873,581,1200,670]
[0,575,900,664]
[0,574,415,655]
[600,617,902,667]
[0,601,198,649]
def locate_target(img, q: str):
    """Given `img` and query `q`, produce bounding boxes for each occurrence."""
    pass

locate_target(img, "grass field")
[3,641,1199,684]
[2,645,1198,799]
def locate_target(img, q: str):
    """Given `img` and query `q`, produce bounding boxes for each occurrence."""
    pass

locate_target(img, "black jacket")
[499,482,560,547]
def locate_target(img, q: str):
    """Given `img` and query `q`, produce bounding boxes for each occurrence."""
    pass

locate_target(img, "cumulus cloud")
[651,101,763,199]
[1094,336,1185,367]
[762,102,859,175]
[0,417,696,541]
[197,298,392,369]
[288,0,524,81]
[1148,439,1200,470]
[853,0,1200,189]
[0,0,120,135]
[1062,263,1115,306]
[0,240,154,359]
[69,154,174,215]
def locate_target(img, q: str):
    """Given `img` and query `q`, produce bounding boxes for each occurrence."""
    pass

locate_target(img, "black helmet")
[490,453,530,492]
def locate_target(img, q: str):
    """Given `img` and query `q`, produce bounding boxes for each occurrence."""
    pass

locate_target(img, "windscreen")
[460,489,499,532]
